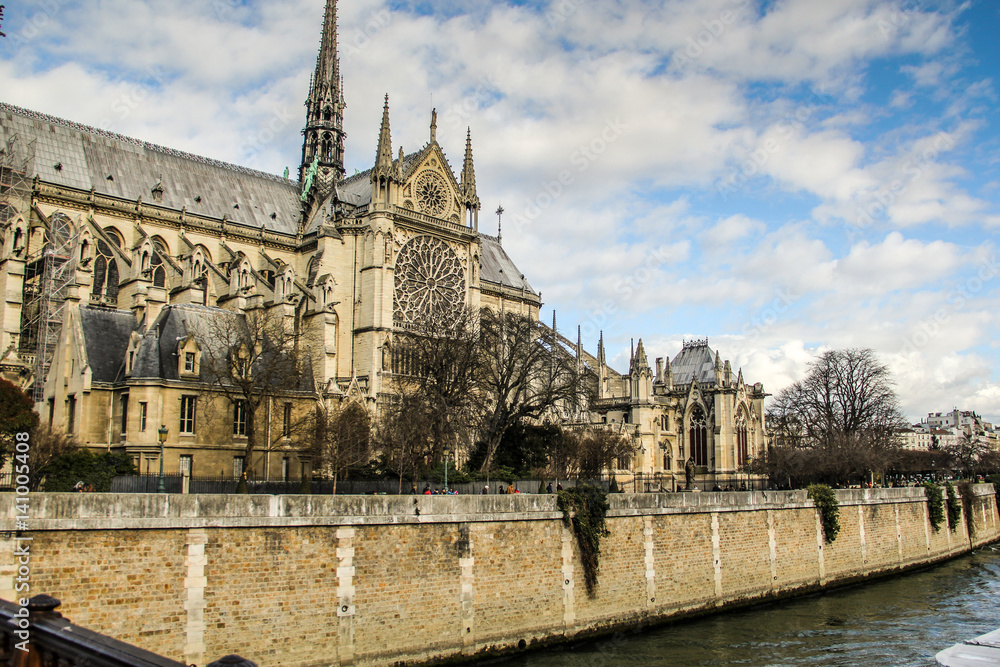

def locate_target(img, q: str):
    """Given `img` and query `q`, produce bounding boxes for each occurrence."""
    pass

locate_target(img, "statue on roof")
[300,156,319,203]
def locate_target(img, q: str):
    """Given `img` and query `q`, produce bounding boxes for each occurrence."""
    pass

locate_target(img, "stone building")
[0,0,766,484]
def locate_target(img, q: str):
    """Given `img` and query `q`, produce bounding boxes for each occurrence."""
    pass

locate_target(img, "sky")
[1,0,998,424]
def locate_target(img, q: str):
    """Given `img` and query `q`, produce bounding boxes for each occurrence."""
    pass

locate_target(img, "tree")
[0,378,39,469]
[41,449,136,492]
[376,392,435,493]
[943,434,992,480]
[765,348,907,485]
[473,309,579,476]
[200,305,313,485]
[26,425,78,490]
[310,402,372,494]
[576,428,636,478]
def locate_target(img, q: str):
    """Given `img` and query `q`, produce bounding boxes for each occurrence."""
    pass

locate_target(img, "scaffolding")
[2,132,79,402]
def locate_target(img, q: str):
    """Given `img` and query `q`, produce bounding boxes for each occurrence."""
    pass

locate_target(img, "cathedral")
[0,0,765,485]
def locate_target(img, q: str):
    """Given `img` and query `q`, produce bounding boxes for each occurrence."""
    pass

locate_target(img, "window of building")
[91,236,121,303]
[180,395,196,434]
[689,405,708,467]
[282,457,290,482]
[233,400,247,437]
[185,352,196,373]
[283,402,292,437]
[151,239,168,288]
[234,456,245,479]
[119,393,128,440]
[179,455,193,477]
[67,395,76,433]
[139,402,147,432]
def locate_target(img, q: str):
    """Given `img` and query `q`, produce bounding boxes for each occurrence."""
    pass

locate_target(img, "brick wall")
[0,487,996,666]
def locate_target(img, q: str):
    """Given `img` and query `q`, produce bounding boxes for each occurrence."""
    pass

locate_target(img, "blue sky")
[2,0,998,423]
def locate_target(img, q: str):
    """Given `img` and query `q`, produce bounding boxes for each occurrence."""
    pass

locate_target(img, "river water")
[490,544,1000,667]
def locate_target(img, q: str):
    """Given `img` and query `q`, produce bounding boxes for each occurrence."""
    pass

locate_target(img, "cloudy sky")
[2,0,998,424]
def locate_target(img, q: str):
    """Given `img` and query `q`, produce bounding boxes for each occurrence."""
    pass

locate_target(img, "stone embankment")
[1,486,997,666]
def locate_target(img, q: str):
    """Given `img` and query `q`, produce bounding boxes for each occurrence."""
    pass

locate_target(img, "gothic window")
[91,231,122,303]
[736,411,749,467]
[415,171,448,216]
[689,405,708,467]
[393,235,466,326]
[151,238,167,288]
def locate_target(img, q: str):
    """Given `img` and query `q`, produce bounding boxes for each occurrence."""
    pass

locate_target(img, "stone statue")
[685,457,696,490]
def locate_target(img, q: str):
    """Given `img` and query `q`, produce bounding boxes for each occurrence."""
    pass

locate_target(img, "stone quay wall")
[0,486,997,666]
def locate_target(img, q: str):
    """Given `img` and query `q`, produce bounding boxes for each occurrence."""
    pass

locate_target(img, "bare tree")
[199,305,314,483]
[766,348,907,485]
[376,393,435,493]
[575,428,636,478]
[473,309,579,475]
[944,434,992,480]
[310,401,372,494]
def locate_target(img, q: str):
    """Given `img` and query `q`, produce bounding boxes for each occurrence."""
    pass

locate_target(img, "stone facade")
[1,487,996,665]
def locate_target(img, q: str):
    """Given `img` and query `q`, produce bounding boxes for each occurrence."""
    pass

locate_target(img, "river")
[489,544,1000,666]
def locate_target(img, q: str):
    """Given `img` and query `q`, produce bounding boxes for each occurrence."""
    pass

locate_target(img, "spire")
[632,338,650,372]
[460,128,480,215]
[495,204,504,244]
[300,0,346,184]
[598,331,605,364]
[552,310,557,334]
[430,108,438,143]
[373,95,395,181]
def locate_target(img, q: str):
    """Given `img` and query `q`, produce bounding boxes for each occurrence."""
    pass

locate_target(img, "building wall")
[1,487,997,666]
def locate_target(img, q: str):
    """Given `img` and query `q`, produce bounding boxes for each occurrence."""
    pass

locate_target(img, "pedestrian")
[546,482,553,494]
[423,484,431,495]
[556,482,563,492]
[482,485,489,494]
[506,483,514,495]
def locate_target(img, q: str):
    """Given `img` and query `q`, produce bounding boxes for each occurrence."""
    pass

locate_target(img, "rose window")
[394,236,465,325]
[415,171,448,217]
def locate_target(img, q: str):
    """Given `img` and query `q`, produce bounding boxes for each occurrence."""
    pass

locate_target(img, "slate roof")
[479,234,536,294]
[78,307,139,383]
[0,102,301,235]
[131,304,314,391]
[670,341,718,386]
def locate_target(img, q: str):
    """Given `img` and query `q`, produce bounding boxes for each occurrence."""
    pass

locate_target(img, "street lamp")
[443,447,450,494]
[157,425,168,493]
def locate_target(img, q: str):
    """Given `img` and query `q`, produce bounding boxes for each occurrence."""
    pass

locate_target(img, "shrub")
[41,450,135,492]
[923,481,944,532]
[807,484,840,543]
[945,483,962,532]
[557,485,610,598]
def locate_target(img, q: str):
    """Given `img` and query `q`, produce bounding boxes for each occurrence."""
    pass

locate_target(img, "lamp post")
[443,447,450,494]
[157,425,168,493]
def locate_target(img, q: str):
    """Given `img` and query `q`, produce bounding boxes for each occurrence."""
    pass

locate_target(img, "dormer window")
[177,336,201,379]
[185,352,196,373]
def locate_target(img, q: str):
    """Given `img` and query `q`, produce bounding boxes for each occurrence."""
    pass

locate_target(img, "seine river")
[489,545,1000,667]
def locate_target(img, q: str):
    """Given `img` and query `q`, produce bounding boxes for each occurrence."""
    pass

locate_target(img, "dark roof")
[0,102,301,234]
[78,307,139,383]
[131,304,313,391]
[670,342,717,386]
[479,234,536,294]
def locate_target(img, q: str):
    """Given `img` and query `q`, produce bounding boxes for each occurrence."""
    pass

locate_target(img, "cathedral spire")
[371,95,397,204]
[460,128,481,230]
[300,0,346,185]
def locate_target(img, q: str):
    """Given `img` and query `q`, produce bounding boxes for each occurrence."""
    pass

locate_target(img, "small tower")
[630,338,653,402]
[597,331,607,400]
[459,128,481,230]
[371,95,397,205]
[300,0,346,185]
[714,351,723,386]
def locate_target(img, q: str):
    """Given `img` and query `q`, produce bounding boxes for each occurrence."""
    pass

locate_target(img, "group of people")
[421,485,458,495]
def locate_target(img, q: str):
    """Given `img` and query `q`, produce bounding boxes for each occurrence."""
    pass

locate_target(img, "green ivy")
[945,483,962,532]
[923,481,944,532]
[957,481,976,538]
[807,484,840,543]
[557,485,610,598]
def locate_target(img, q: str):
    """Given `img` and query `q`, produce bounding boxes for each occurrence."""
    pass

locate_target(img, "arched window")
[151,238,168,288]
[91,230,122,303]
[689,405,708,467]
[736,411,749,467]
